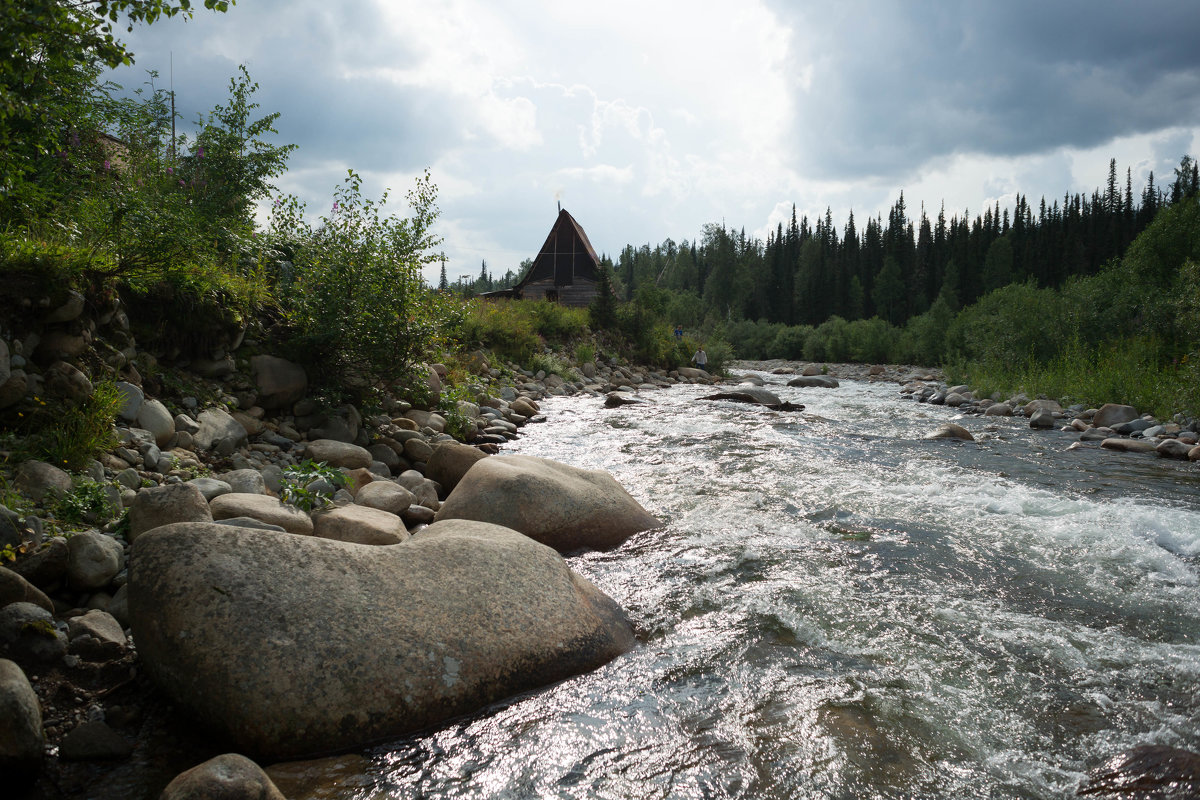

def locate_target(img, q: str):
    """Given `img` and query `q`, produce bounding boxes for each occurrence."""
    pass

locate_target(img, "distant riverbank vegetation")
[2,1,1197,419]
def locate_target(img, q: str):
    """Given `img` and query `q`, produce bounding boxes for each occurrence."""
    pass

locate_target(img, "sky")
[108,0,1200,285]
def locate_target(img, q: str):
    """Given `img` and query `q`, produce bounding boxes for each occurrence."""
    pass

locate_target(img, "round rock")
[129,483,214,541]
[66,531,124,590]
[303,439,372,470]
[161,753,287,800]
[129,521,635,759]
[435,454,659,552]
[311,504,408,545]
[209,494,313,536]
[0,658,43,773]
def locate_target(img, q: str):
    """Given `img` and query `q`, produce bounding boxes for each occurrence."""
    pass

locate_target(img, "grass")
[947,336,1197,419]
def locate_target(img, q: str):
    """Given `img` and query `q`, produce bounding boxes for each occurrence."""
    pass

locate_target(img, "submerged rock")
[129,521,635,759]
[435,455,659,552]
[786,375,839,389]
[1077,744,1200,798]
[700,386,803,411]
[924,423,975,442]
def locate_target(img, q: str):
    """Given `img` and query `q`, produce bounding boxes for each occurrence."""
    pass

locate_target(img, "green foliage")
[273,169,454,402]
[51,476,118,525]
[805,316,851,362]
[526,351,571,379]
[946,281,1065,366]
[279,460,347,512]
[0,1,232,202]
[574,343,595,364]
[459,299,541,363]
[26,382,122,471]
[526,300,588,340]
[436,384,476,441]
[846,317,895,363]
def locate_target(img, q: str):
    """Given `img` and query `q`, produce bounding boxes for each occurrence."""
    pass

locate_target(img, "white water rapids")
[292,369,1200,799]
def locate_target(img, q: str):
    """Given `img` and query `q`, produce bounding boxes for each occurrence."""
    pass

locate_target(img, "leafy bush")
[27,382,122,471]
[766,325,811,360]
[52,476,119,525]
[279,460,348,512]
[273,169,456,402]
[846,317,896,363]
[459,299,541,363]
[527,300,588,340]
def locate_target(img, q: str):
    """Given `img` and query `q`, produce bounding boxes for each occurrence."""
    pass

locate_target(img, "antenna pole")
[170,52,176,161]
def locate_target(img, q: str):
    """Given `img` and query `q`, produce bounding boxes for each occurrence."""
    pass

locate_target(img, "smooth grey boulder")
[161,753,287,800]
[0,658,43,772]
[786,375,839,388]
[403,409,446,433]
[186,477,234,502]
[194,408,249,452]
[354,481,416,516]
[311,504,407,545]
[251,355,307,411]
[1023,399,1062,417]
[1101,438,1158,454]
[66,531,124,590]
[925,423,975,442]
[209,494,313,536]
[984,402,1014,417]
[304,439,371,470]
[1093,403,1139,429]
[129,521,636,759]
[425,442,488,493]
[0,602,66,664]
[114,381,144,422]
[1156,439,1193,459]
[604,392,643,408]
[129,483,213,541]
[14,460,72,503]
[1029,408,1057,429]
[699,387,802,411]
[402,437,434,464]
[435,455,659,552]
[0,568,54,613]
[137,398,176,447]
[219,469,267,495]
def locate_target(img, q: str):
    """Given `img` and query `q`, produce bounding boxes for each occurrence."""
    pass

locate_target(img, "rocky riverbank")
[0,285,723,798]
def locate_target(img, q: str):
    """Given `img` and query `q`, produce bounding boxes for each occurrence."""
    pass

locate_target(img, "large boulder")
[129,521,635,759]
[0,658,43,773]
[137,399,176,447]
[925,423,975,442]
[435,455,659,552]
[14,460,72,503]
[66,531,124,590]
[354,481,416,516]
[251,355,307,411]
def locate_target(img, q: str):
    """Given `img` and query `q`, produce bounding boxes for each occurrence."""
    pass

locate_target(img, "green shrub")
[29,382,122,472]
[52,476,118,525]
[574,343,595,364]
[846,317,896,363]
[279,460,348,512]
[459,299,541,363]
[527,300,588,340]
[273,169,455,402]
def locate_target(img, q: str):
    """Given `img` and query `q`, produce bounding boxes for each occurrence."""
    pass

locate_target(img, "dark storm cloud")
[109,0,458,177]
[770,0,1200,180]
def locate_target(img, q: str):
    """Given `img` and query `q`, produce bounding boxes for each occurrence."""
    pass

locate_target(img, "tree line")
[610,157,1199,330]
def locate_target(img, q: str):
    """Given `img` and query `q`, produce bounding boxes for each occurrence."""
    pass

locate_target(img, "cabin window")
[546,289,560,303]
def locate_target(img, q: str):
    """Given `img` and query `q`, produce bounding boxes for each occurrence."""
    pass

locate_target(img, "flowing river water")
[283,368,1200,799]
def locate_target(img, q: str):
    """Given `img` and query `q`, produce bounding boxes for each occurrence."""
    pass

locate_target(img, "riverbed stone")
[435,455,659,552]
[787,375,839,388]
[66,531,124,590]
[209,494,313,536]
[1029,408,1056,429]
[137,399,176,447]
[114,381,144,422]
[129,483,213,541]
[984,403,1014,417]
[194,408,248,452]
[10,537,68,590]
[251,355,308,411]
[1155,439,1193,459]
[129,521,636,759]
[425,442,488,493]
[1093,403,1139,429]
[1077,744,1200,799]
[0,658,43,773]
[311,504,407,545]
[354,481,416,516]
[43,360,92,401]
[161,753,287,800]
[14,460,72,503]
[219,469,267,495]
[0,602,66,664]
[1101,438,1158,454]
[304,439,372,470]
[0,568,53,614]
[925,423,975,442]
[59,720,132,761]
[1190,444,1200,461]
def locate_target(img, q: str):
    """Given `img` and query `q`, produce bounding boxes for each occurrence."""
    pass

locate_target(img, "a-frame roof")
[515,207,601,288]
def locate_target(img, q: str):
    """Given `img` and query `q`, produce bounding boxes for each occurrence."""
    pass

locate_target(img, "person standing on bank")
[691,345,708,371]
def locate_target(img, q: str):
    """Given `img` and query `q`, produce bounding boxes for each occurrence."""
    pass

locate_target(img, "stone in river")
[1101,438,1158,454]
[787,375,839,388]
[1077,744,1200,799]
[1155,439,1193,459]
[160,753,286,800]
[435,454,659,552]
[129,521,635,759]
[924,423,974,442]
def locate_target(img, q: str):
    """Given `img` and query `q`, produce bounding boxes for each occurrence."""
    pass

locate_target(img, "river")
[288,368,1200,799]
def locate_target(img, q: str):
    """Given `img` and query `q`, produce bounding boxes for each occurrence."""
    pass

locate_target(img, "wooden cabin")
[495,208,603,306]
